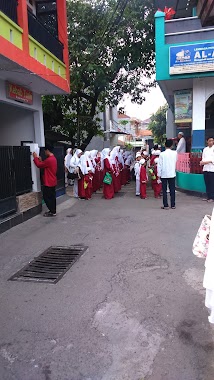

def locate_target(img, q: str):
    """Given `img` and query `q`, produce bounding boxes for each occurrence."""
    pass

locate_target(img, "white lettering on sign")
[194,51,201,59]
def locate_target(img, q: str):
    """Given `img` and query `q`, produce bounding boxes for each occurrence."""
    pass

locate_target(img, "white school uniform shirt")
[134,162,140,180]
[65,153,73,171]
[176,137,186,153]
[202,146,214,172]
[157,149,177,178]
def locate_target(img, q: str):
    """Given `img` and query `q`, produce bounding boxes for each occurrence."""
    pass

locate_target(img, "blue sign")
[169,42,214,75]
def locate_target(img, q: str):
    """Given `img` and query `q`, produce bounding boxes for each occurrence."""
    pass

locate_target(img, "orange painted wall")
[2,0,70,93]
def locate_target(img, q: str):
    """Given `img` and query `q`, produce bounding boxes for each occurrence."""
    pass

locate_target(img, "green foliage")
[119,120,129,127]
[148,104,168,145]
[43,0,155,148]
[125,143,133,150]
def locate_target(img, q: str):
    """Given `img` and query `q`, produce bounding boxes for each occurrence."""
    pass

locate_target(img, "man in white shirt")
[200,137,214,202]
[158,139,177,209]
[134,152,141,196]
[176,132,186,153]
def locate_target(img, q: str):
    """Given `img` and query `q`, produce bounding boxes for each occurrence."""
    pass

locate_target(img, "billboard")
[170,42,214,75]
[174,90,192,123]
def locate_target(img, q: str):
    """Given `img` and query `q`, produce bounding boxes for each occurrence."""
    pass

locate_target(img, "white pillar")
[26,143,41,192]
[192,78,206,131]
[33,102,45,147]
[166,108,176,138]
[192,78,206,149]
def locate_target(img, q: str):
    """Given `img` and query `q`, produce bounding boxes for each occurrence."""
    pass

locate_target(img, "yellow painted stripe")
[0,11,23,49]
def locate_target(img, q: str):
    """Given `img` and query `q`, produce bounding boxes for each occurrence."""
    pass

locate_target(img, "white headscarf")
[84,151,94,173]
[70,149,82,168]
[139,158,145,165]
[75,149,82,156]
[90,150,98,167]
[64,148,73,170]
[78,154,88,175]
[101,148,111,169]
[118,149,124,167]
[136,152,141,159]
[110,147,119,165]
[110,150,116,166]
[142,151,149,156]
[153,150,161,156]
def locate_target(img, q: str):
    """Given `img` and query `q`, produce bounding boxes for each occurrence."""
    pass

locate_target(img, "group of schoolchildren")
[64,144,163,201]
[64,147,134,200]
[134,145,162,199]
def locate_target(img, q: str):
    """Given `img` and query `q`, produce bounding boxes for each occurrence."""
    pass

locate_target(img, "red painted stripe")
[0,37,69,93]
[17,0,29,52]
[56,0,70,88]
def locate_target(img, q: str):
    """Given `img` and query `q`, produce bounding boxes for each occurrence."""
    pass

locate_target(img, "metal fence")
[0,0,18,24]
[13,146,32,195]
[28,11,64,61]
[0,147,16,218]
[176,153,203,174]
[0,146,32,218]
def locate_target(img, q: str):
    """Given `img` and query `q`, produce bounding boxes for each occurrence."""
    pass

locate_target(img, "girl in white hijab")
[90,150,98,168]
[64,148,73,187]
[84,151,95,173]
[90,150,100,192]
[70,149,82,198]
[118,148,124,168]
[101,148,111,169]
[110,147,121,193]
[101,148,114,199]
[77,154,88,199]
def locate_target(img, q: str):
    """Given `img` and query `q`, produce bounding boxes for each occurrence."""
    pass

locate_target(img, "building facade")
[0,0,69,229]
[0,0,69,147]
[155,0,214,193]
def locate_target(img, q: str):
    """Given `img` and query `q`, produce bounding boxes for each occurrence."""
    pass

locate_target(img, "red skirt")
[78,177,86,198]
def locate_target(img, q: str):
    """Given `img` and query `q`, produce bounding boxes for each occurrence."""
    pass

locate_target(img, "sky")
[119,84,166,121]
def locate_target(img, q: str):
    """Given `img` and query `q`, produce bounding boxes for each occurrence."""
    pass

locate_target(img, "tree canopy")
[148,104,168,144]
[43,0,155,148]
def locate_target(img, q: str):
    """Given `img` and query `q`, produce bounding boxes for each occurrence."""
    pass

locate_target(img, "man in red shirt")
[33,145,57,217]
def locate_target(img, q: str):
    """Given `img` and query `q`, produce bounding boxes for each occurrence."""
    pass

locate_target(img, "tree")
[148,104,168,144]
[43,0,155,148]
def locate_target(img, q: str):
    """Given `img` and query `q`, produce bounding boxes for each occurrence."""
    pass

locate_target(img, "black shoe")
[44,211,56,217]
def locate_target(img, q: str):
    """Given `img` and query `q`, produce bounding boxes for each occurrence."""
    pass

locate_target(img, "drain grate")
[9,246,87,284]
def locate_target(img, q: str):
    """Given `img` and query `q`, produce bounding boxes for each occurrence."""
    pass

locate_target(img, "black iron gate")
[0,147,16,218]
[0,146,32,218]
[54,146,65,192]
[13,146,32,195]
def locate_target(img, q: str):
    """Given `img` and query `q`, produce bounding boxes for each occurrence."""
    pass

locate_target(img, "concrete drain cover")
[9,246,87,284]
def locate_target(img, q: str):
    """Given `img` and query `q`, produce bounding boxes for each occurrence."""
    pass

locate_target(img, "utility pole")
[77,95,80,147]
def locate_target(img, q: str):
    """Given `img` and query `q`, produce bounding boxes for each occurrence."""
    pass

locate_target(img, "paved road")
[0,184,214,380]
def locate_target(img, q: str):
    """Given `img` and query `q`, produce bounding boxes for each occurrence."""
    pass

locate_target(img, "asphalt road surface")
[0,184,214,380]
